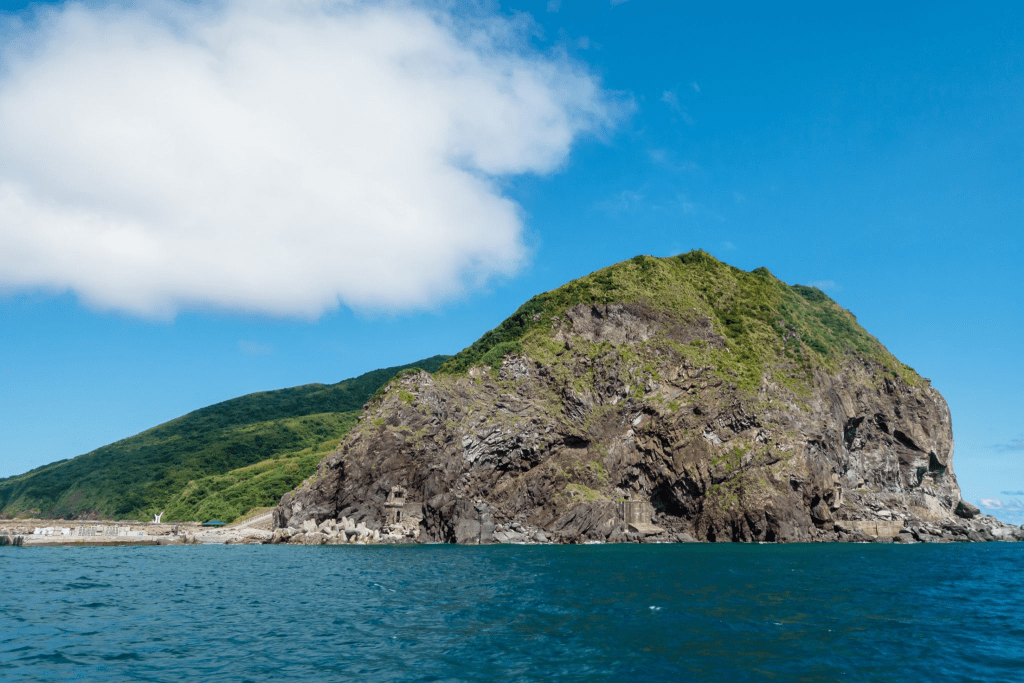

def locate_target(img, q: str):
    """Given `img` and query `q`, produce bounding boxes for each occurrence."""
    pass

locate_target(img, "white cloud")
[0,0,624,318]
[660,88,693,125]
[980,497,1024,525]
[238,340,272,356]
[546,0,561,12]
[981,497,1024,512]
[596,188,645,213]
[808,280,841,292]
[647,148,698,172]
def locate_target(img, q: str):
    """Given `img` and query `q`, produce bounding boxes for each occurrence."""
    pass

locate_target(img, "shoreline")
[4,527,1024,548]
[4,511,1023,547]
[0,518,268,547]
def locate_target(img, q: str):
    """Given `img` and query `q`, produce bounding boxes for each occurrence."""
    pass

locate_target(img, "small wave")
[16,651,81,666]
[101,652,142,661]
[3,543,1023,682]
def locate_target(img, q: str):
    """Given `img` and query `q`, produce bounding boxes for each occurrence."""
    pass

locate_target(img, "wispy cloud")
[611,0,630,5]
[648,149,699,172]
[546,0,561,11]
[238,340,272,357]
[995,439,1024,452]
[979,496,1024,524]
[596,188,646,213]
[980,497,1024,511]
[808,280,841,293]
[673,193,724,222]
[0,0,627,319]
[659,90,695,125]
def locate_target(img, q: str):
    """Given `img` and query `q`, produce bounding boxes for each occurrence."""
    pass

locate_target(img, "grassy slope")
[160,412,360,523]
[439,251,920,391]
[1,252,916,522]
[0,356,449,521]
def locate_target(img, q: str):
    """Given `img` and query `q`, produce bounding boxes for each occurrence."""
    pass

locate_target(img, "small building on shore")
[616,499,665,536]
[385,487,407,526]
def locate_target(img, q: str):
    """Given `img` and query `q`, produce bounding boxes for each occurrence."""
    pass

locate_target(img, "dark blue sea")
[2,543,1022,682]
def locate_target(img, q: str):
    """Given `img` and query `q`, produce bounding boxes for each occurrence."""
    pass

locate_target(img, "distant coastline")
[4,513,1023,547]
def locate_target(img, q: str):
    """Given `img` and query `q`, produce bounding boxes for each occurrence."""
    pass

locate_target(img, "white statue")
[153,511,164,523]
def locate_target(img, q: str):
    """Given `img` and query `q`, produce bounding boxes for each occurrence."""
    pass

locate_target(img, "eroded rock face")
[274,303,1019,544]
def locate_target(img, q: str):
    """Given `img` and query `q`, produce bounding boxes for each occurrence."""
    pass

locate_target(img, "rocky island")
[273,252,1020,545]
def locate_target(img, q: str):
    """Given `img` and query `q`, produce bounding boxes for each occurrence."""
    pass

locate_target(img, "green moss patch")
[439,251,919,393]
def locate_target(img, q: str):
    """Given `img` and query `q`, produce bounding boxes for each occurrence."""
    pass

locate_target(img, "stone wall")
[617,500,654,525]
[833,520,905,538]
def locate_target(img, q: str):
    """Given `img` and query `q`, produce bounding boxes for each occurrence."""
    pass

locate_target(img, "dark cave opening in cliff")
[650,481,687,518]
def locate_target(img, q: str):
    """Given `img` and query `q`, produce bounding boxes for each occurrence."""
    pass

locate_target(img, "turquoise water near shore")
[2,543,1022,682]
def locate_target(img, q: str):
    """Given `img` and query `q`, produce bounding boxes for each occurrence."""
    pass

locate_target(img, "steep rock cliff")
[274,253,1018,543]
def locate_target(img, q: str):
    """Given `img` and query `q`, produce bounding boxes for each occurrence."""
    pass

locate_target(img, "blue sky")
[0,0,1021,521]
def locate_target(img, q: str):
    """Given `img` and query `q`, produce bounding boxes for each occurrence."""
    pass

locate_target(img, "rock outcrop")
[274,253,1022,544]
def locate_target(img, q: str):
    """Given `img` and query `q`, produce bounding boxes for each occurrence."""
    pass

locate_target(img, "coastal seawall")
[0,519,272,546]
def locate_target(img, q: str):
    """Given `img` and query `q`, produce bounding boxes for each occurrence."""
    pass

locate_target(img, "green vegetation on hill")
[0,356,448,521]
[160,413,359,523]
[0,252,917,523]
[440,252,919,391]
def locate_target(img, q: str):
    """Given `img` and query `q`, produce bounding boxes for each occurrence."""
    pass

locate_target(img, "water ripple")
[1,544,1022,681]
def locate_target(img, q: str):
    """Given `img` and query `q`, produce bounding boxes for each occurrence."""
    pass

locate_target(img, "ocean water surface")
[1,543,1022,681]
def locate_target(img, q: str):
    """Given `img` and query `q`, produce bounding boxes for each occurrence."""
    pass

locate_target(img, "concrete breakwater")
[0,519,271,546]
[0,520,186,546]
[31,524,151,540]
